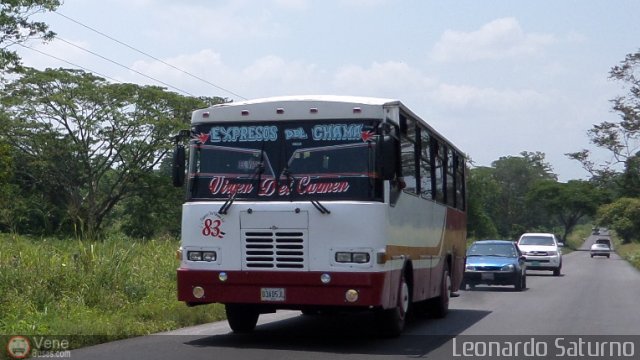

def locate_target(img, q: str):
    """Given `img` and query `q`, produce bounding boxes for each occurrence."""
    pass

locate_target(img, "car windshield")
[467,243,517,257]
[519,236,555,246]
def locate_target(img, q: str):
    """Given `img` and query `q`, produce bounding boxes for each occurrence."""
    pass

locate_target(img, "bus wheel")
[376,271,410,338]
[225,304,259,333]
[430,267,450,318]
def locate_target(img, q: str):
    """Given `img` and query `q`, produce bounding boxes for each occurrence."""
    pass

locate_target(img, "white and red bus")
[173,96,467,336]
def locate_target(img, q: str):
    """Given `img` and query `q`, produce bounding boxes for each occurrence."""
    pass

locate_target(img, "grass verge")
[0,234,225,349]
[564,224,593,252]
[615,241,640,270]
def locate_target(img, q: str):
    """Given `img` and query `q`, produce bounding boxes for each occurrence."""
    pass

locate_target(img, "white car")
[590,243,611,258]
[517,233,563,276]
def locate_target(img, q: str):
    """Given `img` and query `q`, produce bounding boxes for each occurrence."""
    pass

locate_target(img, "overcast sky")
[15,0,640,182]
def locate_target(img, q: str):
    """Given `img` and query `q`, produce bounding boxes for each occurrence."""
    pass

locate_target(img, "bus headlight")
[335,252,370,264]
[187,250,218,262]
[188,251,203,261]
[202,251,217,262]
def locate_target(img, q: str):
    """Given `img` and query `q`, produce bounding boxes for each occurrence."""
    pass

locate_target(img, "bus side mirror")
[380,135,398,180]
[172,144,186,187]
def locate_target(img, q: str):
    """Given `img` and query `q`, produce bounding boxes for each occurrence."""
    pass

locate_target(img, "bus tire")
[430,267,450,319]
[376,270,410,338]
[225,304,259,333]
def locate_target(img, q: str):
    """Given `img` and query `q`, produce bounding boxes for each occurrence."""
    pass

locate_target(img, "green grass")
[564,224,592,252]
[615,241,640,270]
[0,234,225,349]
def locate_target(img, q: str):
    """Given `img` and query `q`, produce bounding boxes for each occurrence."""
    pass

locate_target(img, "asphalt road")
[71,233,640,360]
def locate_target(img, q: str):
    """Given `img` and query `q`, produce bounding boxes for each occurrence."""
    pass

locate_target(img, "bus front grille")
[243,230,307,270]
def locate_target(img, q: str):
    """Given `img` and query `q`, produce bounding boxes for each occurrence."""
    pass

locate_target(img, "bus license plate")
[261,288,285,302]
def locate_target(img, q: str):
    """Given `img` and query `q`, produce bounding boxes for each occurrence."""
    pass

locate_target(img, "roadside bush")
[0,234,225,347]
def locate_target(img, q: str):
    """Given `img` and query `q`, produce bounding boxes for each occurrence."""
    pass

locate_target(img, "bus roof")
[191,95,465,157]
[192,95,400,123]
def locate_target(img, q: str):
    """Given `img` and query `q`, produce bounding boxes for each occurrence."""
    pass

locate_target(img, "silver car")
[590,243,611,258]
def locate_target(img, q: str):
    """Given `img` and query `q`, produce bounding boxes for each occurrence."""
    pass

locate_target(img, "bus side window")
[420,128,433,200]
[446,148,456,207]
[433,141,445,204]
[456,154,466,210]
[400,114,418,195]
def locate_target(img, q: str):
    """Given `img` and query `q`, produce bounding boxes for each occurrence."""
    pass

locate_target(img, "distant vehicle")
[595,238,612,248]
[463,240,526,291]
[592,227,600,235]
[591,243,611,258]
[517,233,562,276]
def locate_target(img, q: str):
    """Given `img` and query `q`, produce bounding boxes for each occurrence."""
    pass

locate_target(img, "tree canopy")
[1,0,60,71]
[527,180,602,242]
[567,49,640,180]
[0,67,226,237]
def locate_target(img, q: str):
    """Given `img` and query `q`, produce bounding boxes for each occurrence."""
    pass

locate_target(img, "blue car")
[463,240,527,291]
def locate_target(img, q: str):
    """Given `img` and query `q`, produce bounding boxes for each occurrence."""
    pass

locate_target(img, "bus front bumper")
[177,268,393,308]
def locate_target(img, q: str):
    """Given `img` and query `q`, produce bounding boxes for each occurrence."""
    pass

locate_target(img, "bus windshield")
[187,120,383,202]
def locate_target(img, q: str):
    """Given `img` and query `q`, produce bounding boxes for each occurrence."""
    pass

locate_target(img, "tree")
[527,180,601,243]
[620,153,640,197]
[490,151,557,238]
[567,49,640,179]
[1,67,226,238]
[1,0,60,71]
[597,198,640,244]
[466,166,499,239]
[111,157,184,239]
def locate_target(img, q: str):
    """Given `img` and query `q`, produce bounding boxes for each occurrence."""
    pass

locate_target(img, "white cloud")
[241,55,323,93]
[18,38,95,72]
[146,2,286,44]
[338,0,388,7]
[333,61,436,98]
[431,17,557,62]
[430,83,551,113]
[273,0,311,10]
[127,49,237,96]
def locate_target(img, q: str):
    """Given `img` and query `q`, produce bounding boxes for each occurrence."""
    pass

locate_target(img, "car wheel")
[225,304,259,333]
[514,272,524,291]
[607,255,610,258]
[522,273,527,289]
[553,268,561,276]
[590,254,594,258]
[376,270,410,337]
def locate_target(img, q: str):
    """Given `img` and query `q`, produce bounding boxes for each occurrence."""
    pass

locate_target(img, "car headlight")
[501,264,515,271]
[547,251,558,256]
[465,264,476,271]
[520,251,528,255]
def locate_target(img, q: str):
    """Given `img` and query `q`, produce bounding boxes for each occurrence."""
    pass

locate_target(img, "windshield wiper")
[311,200,331,214]
[218,192,236,215]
